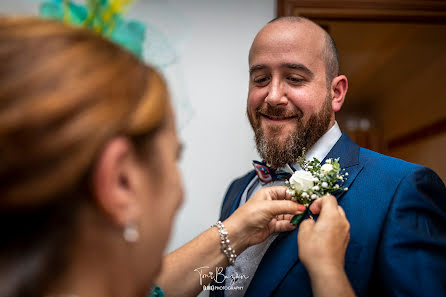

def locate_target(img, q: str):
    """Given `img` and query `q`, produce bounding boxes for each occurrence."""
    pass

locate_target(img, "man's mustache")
[256,105,303,119]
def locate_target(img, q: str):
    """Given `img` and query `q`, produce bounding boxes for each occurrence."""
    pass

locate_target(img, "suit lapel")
[245,132,363,297]
[323,132,359,165]
[323,132,363,201]
[244,227,311,297]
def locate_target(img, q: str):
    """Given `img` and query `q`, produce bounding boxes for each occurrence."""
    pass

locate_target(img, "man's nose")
[265,79,287,106]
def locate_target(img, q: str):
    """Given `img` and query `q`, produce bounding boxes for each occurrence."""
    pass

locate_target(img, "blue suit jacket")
[210,133,446,297]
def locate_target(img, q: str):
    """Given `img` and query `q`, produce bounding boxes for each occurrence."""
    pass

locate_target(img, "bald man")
[210,17,446,297]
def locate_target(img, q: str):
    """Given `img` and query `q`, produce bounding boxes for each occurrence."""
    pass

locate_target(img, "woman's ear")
[91,137,142,227]
[330,75,348,112]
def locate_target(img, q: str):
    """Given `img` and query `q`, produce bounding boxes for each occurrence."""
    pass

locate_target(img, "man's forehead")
[249,19,326,64]
[264,18,326,39]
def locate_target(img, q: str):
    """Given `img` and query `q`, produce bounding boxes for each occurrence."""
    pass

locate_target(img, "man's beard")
[248,95,332,169]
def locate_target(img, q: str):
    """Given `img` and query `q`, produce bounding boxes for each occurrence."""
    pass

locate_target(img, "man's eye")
[288,76,304,84]
[253,76,270,85]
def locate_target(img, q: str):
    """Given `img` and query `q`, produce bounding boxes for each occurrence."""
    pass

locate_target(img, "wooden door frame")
[277,0,446,23]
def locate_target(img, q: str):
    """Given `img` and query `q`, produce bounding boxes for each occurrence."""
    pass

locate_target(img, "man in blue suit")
[210,16,446,297]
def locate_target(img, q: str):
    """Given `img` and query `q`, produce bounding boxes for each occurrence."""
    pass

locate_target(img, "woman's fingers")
[309,195,339,215]
[266,200,305,216]
[297,195,351,274]
[337,205,346,218]
[271,219,298,232]
[252,186,295,201]
[282,214,294,221]
[276,214,299,221]
[239,186,306,233]
[317,195,339,216]
[309,198,323,214]
[297,217,315,238]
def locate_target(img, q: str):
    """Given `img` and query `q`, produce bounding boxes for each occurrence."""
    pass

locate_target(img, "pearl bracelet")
[212,221,237,265]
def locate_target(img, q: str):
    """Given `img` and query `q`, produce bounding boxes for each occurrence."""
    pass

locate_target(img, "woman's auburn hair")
[0,16,167,209]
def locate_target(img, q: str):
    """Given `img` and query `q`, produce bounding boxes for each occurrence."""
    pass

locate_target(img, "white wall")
[0,0,274,256]
[136,0,276,253]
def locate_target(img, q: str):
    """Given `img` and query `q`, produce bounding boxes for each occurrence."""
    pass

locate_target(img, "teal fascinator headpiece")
[39,0,145,58]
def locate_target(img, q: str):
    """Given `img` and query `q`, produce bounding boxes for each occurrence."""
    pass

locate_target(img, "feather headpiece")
[40,0,145,57]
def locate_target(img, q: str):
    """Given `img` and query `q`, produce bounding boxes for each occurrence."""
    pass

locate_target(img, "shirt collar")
[289,121,342,171]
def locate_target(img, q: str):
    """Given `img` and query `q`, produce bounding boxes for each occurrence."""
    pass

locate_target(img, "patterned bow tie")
[252,161,295,184]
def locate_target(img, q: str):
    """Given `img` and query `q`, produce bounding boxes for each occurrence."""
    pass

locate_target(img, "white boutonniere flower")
[289,170,317,192]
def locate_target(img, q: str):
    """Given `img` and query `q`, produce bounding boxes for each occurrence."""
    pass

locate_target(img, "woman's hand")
[297,195,356,297]
[223,186,305,252]
[298,195,350,276]
[156,186,304,297]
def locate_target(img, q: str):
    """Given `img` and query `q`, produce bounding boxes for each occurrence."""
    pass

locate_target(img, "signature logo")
[194,266,249,286]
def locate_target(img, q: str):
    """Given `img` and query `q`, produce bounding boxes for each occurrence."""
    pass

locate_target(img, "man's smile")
[259,113,298,124]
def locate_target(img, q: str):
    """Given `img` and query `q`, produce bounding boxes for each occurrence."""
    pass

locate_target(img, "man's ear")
[330,75,348,112]
[91,137,141,227]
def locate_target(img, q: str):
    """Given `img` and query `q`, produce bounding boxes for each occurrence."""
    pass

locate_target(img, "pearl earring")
[123,223,139,242]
